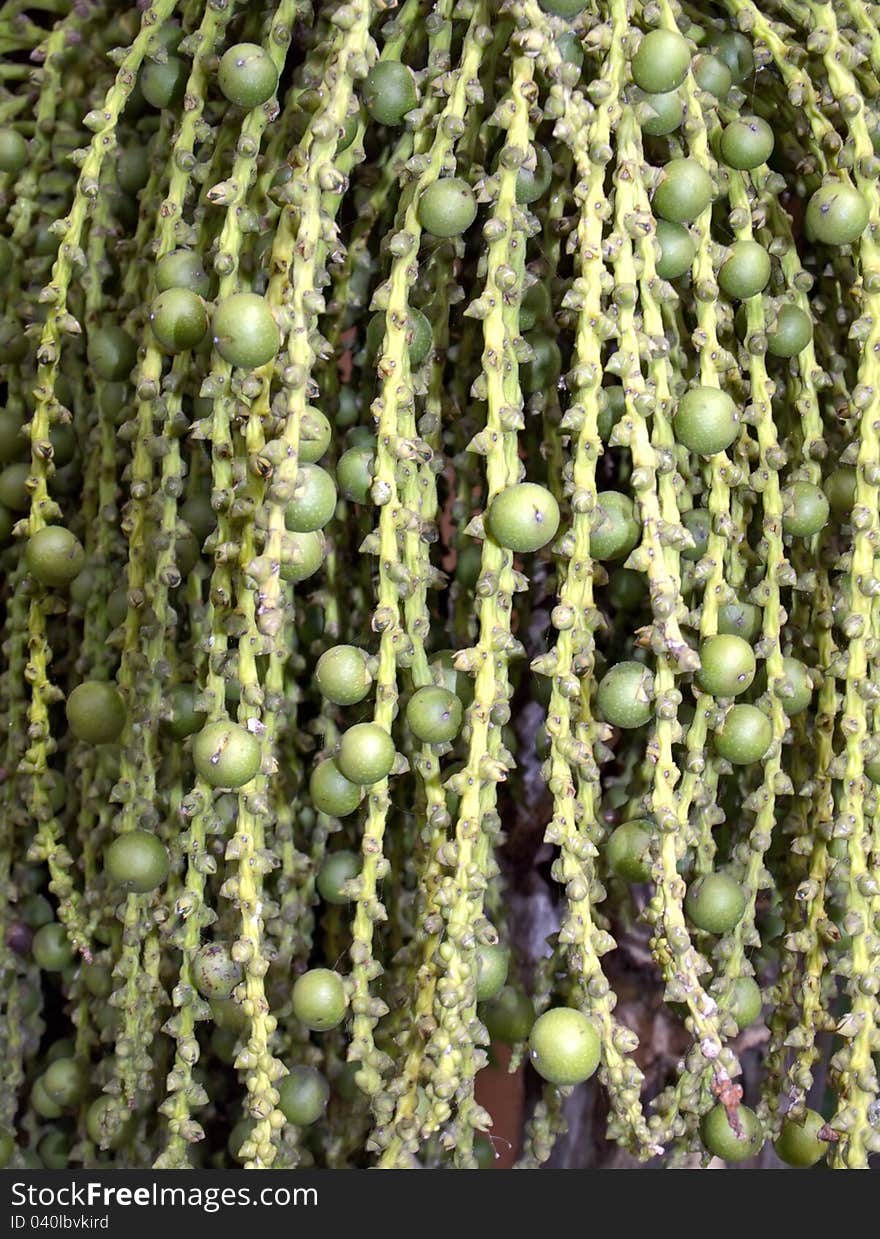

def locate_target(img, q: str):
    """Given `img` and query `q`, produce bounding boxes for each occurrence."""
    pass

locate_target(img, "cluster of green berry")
[0,0,878,1172]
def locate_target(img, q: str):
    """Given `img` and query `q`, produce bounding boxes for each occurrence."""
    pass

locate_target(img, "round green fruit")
[712,31,755,83]
[278,1066,330,1126]
[31,1077,63,1119]
[519,281,553,335]
[556,31,585,68]
[165,685,207,739]
[606,819,653,882]
[212,294,280,369]
[781,481,829,538]
[685,872,747,934]
[336,444,375,504]
[49,423,77,468]
[597,386,625,442]
[141,56,188,110]
[82,962,113,998]
[337,723,395,786]
[66,681,126,745]
[292,968,347,1032]
[681,508,710,560]
[728,976,762,1030]
[309,759,362,816]
[718,241,771,300]
[715,703,772,765]
[528,1008,601,1087]
[632,29,691,94]
[405,686,463,744]
[590,491,640,562]
[522,331,562,394]
[155,249,212,297]
[696,634,756,698]
[0,127,28,174]
[538,0,586,15]
[285,464,337,532]
[692,53,732,100]
[150,287,207,353]
[337,108,361,153]
[0,407,24,463]
[42,1057,88,1109]
[45,1039,75,1066]
[69,565,98,607]
[516,145,553,205]
[636,89,684,137]
[218,43,279,109]
[299,407,332,463]
[106,830,169,893]
[654,220,695,280]
[211,995,247,1033]
[88,326,137,382]
[32,922,74,972]
[486,483,560,554]
[38,1130,70,1169]
[701,1103,763,1162]
[86,1096,134,1151]
[481,986,535,1043]
[366,309,432,368]
[805,183,870,246]
[719,117,774,170]
[475,943,510,1002]
[766,304,812,357]
[281,530,325,583]
[316,850,361,904]
[25,526,85,588]
[107,588,128,629]
[21,893,54,930]
[607,567,647,612]
[362,61,417,127]
[228,1119,253,1163]
[596,661,654,729]
[418,177,477,238]
[117,147,150,195]
[718,600,762,642]
[0,462,29,512]
[429,649,474,708]
[192,721,261,788]
[673,386,738,455]
[193,943,242,1000]
[0,318,31,367]
[652,158,714,223]
[826,465,857,518]
[774,1110,829,1168]
[774,657,813,716]
[314,645,372,705]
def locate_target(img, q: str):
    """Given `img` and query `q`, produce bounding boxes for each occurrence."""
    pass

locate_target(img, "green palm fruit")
[528,1009,601,1086]
[362,61,418,126]
[597,661,654,729]
[685,873,747,933]
[487,483,560,553]
[805,183,870,245]
[218,44,279,110]
[774,1111,830,1168]
[652,158,714,222]
[631,30,691,95]
[701,1104,763,1161]
[606,819,654,882]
